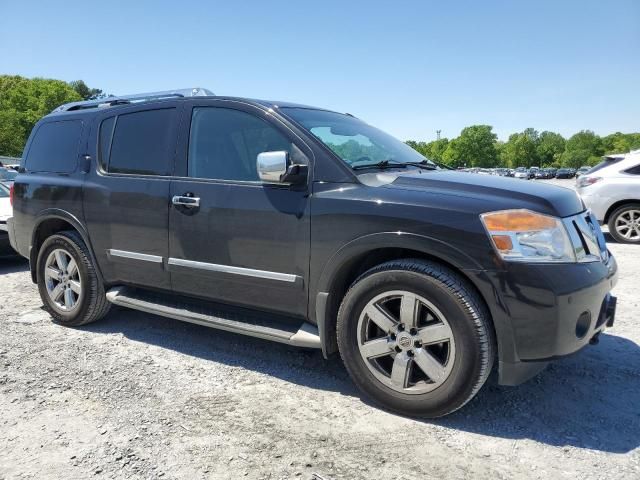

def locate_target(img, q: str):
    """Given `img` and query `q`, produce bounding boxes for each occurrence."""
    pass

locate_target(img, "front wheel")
[608,204,640,244]
[337,259,495,418]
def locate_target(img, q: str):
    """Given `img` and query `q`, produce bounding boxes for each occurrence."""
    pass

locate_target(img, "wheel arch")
[313,232,503,359]
[29,209,102,284]
[604,199,640,223]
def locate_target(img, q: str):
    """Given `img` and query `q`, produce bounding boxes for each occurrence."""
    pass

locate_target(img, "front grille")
[563,211,609,263]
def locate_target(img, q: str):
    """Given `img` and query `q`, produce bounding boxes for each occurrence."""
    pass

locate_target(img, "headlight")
[480,209,576,263]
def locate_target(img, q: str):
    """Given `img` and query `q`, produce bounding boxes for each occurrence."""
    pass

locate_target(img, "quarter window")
[188,107,294,181]
[624,164,640,175]
[106,108,177,176]
[25,120,83,173]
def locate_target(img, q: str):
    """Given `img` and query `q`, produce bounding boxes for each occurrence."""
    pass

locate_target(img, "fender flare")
[314,231,493,357]
[29,209,103,283]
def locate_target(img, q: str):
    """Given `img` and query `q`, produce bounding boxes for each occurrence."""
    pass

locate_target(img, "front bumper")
[480,253,618,385]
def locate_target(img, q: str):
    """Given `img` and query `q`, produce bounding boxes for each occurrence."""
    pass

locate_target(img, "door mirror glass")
[257,151,289,183]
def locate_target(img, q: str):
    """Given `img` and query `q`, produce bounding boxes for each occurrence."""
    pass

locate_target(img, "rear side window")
[104,108,176,176]
[25,120,83,173]
[589,157,624,174]
[624,164,640,175]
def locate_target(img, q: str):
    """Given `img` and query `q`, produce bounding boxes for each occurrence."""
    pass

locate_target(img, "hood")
[358,169,584,218]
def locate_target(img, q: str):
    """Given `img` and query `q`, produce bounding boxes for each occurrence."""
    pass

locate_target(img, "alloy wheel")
[44,248,82,312]
[614,209,640,242]
[357,290,456,394]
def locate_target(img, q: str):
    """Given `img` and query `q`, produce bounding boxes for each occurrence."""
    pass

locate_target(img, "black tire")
[36,231,111,326]
[607,203,640,244]
[337,259,495,418]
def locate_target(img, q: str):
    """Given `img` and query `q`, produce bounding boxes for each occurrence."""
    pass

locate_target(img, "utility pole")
[436,130,441,141]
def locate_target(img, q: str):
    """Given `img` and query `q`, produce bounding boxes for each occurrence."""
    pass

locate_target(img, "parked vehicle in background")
[0,167,18,187]
[8,88,618,418]
[513,167,529,179]
[576,166,591,177]
[0,183,14,254]
[534,168,555,179]
[556,168,575,179]
[577,151,640,244]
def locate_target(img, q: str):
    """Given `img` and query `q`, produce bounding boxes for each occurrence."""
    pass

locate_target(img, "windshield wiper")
[352,160,408,170]
[404,160,438,170]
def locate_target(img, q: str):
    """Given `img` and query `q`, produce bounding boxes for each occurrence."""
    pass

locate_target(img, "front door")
[168,101,311,317]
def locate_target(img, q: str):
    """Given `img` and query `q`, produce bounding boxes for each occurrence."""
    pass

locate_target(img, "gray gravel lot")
[1,178,638,480]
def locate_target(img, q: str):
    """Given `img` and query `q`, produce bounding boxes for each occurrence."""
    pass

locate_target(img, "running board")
[105,286,320,348]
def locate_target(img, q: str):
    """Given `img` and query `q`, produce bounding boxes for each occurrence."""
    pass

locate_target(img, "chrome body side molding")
[167,257,298,283]
[107,249,163,264]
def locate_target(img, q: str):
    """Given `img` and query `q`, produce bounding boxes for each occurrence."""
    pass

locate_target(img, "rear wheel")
[337,259,495,418]
[37,231,111,326]
[608,204,640,244]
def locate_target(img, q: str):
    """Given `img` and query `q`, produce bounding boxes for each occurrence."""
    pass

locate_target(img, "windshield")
[281,108,433,169]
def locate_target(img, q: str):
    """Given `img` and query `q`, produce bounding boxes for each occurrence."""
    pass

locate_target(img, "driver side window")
[188,107,294,181]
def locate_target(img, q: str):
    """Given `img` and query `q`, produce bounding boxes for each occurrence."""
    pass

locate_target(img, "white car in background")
[0,183,14,254]
[576,150,640,244]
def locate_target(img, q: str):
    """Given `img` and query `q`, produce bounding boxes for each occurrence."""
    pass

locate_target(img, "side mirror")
[257,151,307,184]
[257,151,288,183]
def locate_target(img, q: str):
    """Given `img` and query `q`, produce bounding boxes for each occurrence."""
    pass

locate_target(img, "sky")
[1,0,638,142]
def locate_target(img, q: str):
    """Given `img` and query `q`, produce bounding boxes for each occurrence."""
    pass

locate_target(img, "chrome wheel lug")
[409,327,418,335]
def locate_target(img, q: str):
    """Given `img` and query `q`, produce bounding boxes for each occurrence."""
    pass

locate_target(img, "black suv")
[8,89,618,417]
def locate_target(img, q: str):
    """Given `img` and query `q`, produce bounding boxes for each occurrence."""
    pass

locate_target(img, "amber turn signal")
[481,210,557,232]
[491,235,513,251]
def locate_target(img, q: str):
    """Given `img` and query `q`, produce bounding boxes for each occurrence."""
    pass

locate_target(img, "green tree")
[499,128,539,168]
[601,132,640,154]
[560,130,604,168]
[442,125,498,168]
[0,75,82,157]
[536,131,565,167]
[69,80,104,100]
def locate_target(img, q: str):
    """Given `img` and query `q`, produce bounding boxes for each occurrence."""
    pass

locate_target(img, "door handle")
[172,195,200,208]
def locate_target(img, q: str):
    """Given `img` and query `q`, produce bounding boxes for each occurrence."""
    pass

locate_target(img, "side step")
[105,286,321,348]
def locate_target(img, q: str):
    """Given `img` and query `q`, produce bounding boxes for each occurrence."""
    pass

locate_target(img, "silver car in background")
[576,150,640,244]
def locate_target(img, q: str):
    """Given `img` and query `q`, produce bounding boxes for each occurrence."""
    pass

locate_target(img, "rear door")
[167,100,311,317]
[83,102,181,290]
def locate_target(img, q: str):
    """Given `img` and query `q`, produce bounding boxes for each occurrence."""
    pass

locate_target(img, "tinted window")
[25,120,83,173]
[589,157,623,174]
[99,116,116,171]
[625,164,640,175]
[188,108,293,181]
[0,184,8,197]
[108,108,176,175]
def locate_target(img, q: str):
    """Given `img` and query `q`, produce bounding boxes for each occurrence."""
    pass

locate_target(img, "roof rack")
[51,87,215,113]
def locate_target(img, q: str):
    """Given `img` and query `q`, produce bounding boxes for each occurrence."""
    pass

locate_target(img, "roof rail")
[51,87,215,113]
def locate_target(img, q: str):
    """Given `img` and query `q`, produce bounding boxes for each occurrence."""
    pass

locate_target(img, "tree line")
[1,75,638,167]
[0,75,104,157]
[407,125,640,169]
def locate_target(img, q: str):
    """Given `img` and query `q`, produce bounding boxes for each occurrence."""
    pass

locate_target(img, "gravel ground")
[1,178,639,480]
